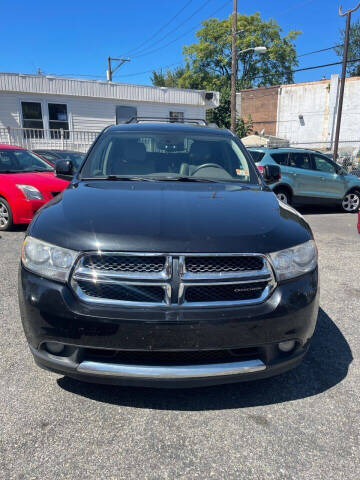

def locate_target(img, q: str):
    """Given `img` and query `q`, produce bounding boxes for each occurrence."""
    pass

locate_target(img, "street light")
[238,46,267,55]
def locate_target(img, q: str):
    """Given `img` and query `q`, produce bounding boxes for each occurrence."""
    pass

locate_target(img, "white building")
[237,74,360,153]
[0,73,219,151]
[276,74,360,151]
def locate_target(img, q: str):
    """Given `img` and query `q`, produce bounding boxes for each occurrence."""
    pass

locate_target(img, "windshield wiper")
[153,176,219,183]
[0,170,22,173]
[81,175,158,181]
[81,175,219,183]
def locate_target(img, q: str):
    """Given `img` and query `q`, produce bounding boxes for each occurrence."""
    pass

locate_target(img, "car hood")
[1,171,68,192]
[30,180,312,254]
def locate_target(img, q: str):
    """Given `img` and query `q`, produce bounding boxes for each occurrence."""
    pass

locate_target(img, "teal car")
[248,147,360,212]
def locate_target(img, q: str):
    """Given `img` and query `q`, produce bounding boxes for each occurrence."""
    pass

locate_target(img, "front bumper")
[12,198,48,224]
[19,268,319,387]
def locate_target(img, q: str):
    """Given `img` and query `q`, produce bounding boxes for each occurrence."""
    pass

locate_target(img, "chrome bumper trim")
[77,359,266,379]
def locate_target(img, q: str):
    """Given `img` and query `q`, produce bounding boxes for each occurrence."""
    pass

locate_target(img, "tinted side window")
[313,154,336,174]
[289,152,312,170]
[248,151,265,163]
[271,153,289,165]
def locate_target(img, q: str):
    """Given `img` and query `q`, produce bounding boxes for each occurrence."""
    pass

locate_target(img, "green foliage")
[334,19,360,76]
[206,86,253,136]
[235,115,253,138]
[151,12,300,130]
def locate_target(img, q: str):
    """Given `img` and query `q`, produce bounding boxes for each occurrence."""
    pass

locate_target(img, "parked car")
[33,150,85,169]
[19,122,319,388]
[248,147,360,212]
[0,144,69,230]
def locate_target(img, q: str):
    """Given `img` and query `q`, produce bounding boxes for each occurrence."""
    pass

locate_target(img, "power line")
[276,0,315,17]
[125,0,194,57]
[131,0,231,59]
[51,55,359,82]
[252,57,360,82]
[298,44,343,57]
[132,0,214,58]
[115,62,185,78]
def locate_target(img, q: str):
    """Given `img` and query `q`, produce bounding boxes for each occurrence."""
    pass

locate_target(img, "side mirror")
[263,164,281,184]
[55,159,74,180]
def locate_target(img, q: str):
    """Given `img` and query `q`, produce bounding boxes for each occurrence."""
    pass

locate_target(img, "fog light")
[278,340,296,352]
[45,342,65,355]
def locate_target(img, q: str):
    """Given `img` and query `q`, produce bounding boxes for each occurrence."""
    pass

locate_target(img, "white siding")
[0,93,20,128]
[0,73,219,108]
[0,92,206,132]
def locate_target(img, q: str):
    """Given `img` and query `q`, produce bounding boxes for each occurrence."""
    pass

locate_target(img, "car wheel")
[342,191,360,212]
[275,189,291,205]
[0,198,12,231]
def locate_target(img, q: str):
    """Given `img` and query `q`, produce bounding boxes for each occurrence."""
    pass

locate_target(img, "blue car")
[248,147,360,212]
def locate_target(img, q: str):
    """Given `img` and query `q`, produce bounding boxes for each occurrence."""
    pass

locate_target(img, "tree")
[334,19,360,77]
[151,13,300,129]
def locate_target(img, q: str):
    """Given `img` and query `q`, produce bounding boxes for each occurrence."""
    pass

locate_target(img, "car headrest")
[189,141,214,164]
[122,141,147,164]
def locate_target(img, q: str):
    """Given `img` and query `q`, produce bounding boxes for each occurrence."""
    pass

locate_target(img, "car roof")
[247,147,329,154]
[35,149,82,154]
[0,143,25,150]
[106,123,232,136]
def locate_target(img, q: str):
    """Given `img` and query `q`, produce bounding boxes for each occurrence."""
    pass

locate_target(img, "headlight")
[21,236,79,282]
[17,184,43,200]
[269,240,317,281]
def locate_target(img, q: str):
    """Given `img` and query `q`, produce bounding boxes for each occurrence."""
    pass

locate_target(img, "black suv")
[18,121,319,388]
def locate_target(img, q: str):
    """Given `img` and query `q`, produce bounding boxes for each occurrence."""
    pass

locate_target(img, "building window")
[169,111,184,123]
[48,103,69,139]
[21,102,44,138]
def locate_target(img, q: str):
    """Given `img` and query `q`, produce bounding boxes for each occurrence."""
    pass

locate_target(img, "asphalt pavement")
[0,207,359,479]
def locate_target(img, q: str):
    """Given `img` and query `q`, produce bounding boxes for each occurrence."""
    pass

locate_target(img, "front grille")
[185,282,268,303]
[185,256,264,273]
[72,252,274,307]
[82,255,166,273]
[83,347,259,366]
[77,280,165,303]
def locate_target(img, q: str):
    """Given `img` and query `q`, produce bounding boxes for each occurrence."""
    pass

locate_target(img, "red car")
[0,144,69,230]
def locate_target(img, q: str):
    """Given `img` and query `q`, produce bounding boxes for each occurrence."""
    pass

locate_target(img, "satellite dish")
[260,129,265,136]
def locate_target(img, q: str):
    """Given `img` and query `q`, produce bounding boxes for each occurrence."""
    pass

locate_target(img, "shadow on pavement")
[296,205,343,215]
[57,308,352,410]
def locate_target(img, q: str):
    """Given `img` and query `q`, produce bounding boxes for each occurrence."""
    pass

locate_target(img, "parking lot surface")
[1,208,359,480]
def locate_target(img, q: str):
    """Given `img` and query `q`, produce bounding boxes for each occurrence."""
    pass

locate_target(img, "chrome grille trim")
[74,253,172,280]
[71,252,276,307]
[72,278,171,307]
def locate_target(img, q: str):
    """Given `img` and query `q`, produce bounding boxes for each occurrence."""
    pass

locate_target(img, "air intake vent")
[185,256,264,273]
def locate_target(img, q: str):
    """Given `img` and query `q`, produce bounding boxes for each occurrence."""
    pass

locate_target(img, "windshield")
[80,131,259,184]
[0,149,53,173]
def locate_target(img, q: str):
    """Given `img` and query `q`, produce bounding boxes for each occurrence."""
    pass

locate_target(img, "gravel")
[0,208,359,480]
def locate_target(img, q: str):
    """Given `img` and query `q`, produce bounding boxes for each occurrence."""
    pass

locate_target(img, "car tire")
[0,198,13,231]
[274,188,291,205]
[342,190,360,213]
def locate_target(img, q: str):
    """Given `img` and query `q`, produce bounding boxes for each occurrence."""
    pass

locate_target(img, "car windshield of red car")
[0,149,53,173]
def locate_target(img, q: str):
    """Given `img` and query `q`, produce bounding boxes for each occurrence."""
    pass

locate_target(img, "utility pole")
[333,2,360,161]
[107,57,130,82]
[230,0,238,132]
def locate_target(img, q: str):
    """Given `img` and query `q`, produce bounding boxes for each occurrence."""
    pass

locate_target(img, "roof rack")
[125,116,208,126]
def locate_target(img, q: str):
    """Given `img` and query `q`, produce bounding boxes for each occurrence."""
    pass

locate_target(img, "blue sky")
[1,0,359,86]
